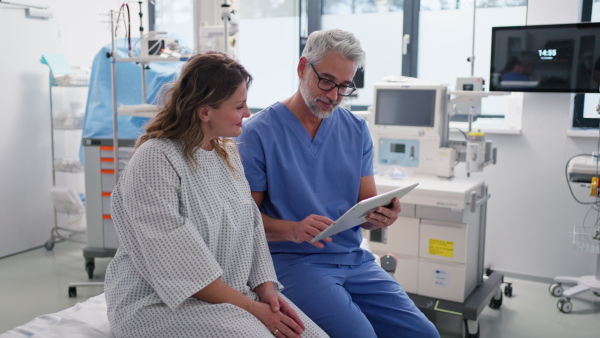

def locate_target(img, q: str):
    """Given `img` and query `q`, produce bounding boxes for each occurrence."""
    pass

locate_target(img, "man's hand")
[289,214,334,248]
[363,197,401,230]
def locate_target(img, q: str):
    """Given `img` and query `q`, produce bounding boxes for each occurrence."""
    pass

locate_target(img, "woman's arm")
[193,279,304,337]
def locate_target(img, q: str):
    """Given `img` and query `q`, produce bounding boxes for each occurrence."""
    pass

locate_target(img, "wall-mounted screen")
[490,22,600,93]
[374,89,436,127]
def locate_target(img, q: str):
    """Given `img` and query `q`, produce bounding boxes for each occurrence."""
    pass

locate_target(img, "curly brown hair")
[136,52,252,170]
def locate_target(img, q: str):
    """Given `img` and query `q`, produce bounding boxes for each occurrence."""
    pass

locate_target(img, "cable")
[451,127,468,140]
[114,3,132,56]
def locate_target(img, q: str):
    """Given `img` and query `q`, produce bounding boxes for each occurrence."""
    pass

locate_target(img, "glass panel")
[419,0,527,117]
[154,0,194,51]
[323,0,400,14]
[420,0,526,11]
[238,1,299,109]
[322,7,404,107]
[476,0,528,8]
[473,5,527,116]
[243,0,297,18]
[420,0,472,11]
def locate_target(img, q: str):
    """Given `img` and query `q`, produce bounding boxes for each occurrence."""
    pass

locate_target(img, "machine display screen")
[490,22,600,93]
[375,89,436,127]
[390,143,405,153]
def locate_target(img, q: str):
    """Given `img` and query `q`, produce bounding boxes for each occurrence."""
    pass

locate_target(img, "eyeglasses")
[309,63,357,97]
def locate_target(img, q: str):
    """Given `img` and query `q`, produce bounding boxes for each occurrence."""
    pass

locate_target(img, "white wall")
[1,0,597,282]
[0,0,146,257]
[480,0,598,281]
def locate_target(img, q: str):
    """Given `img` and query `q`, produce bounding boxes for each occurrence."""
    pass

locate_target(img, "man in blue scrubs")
[237,29,439,338]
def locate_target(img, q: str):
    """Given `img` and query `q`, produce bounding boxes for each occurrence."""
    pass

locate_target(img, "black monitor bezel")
[374,88,437,128]
[490,22,600,93]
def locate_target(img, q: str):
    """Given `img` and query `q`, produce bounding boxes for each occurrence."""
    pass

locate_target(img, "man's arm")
[251,191,333,249]
[358,175,401,230]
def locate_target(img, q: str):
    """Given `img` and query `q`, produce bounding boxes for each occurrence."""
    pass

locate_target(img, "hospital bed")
[0,294,112,338]
[1,241,380,337]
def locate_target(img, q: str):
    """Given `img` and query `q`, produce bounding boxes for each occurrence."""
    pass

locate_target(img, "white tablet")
[311,182,419,243]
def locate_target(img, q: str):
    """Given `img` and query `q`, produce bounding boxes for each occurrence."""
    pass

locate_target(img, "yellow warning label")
[429,239,454,258]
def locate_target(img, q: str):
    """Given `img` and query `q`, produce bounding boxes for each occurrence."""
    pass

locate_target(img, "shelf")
[54,159,83,173]
[115,56,191,63]
[117,104,159,118]
[448,90,510,98]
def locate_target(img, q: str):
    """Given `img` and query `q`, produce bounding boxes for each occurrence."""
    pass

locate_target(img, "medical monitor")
[375,89,436,127]
[372,82,448,138]
[490,22,600,93]
[371,82,448,174]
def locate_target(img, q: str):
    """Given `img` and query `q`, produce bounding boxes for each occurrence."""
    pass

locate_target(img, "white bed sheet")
[0,294,113,338]
[0,240,378,338]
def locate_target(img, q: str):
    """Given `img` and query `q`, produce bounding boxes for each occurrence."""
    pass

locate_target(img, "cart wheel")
[68,286,77,298]
[44,239,55,251]
[462,319,480,338]
[549,283,563,297]
[489,292,503,309]
[86,262,95,279]
[557,298,572,313]
[504,283,513,297]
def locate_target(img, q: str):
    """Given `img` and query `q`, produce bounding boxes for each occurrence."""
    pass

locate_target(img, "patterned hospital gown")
[104,138,328,338]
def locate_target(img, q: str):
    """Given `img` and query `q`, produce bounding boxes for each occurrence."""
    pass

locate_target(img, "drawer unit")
[83,139,134,253]
[417,258,474,303]
[103,217,119,248]
[393,254,419,294]
[369,216,420,257]
[372,175,485,303]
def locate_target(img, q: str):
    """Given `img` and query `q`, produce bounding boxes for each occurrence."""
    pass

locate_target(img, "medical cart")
[370,174,503,338]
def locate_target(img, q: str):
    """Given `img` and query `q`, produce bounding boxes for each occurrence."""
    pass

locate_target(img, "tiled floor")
[1,240,599,337]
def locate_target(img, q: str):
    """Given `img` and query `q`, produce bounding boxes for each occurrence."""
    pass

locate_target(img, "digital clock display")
[538,49,557,60]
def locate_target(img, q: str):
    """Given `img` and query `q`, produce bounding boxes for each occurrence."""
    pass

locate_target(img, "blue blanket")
[82,40,183,140]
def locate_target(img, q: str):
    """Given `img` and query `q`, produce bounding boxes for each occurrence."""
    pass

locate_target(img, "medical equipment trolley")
[369,174,504,338]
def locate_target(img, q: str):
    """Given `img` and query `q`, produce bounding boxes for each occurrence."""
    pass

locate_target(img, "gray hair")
[302,29,365,70]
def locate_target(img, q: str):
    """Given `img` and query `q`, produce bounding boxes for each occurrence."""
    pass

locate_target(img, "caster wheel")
[44,239,54,251]
[462,319,480,338]
[557,298,572,313]
[489,292,503,309]
[504,283,513,297]
[549,283,563,297]
[68,286,77,298]
[485,267,493,277]
[86,262,95,279]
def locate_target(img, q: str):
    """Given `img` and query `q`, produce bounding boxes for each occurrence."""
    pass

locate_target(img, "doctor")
[237,29,439,337]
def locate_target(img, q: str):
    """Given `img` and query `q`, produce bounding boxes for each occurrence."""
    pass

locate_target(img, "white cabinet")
[369,174,485,303]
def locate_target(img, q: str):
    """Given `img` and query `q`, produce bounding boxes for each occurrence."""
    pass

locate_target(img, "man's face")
[300,52,356,118]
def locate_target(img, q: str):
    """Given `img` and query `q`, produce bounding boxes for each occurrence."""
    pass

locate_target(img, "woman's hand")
[254,282,305,337]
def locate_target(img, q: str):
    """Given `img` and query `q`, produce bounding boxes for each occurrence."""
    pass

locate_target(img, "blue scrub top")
[237,102,375,266]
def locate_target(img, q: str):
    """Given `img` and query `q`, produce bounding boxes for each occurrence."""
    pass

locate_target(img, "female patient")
[104,52,327,338]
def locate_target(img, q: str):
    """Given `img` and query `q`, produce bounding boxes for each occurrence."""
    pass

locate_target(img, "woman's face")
[200,81,251,142]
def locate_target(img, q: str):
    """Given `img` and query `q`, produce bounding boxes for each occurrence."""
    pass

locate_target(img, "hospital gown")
[104,138,327,338]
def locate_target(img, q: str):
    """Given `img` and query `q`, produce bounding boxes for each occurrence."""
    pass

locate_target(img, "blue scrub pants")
[275,260,440,338]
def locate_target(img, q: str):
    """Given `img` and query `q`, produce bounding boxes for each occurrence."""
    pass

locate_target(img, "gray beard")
[299,80,338,119]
